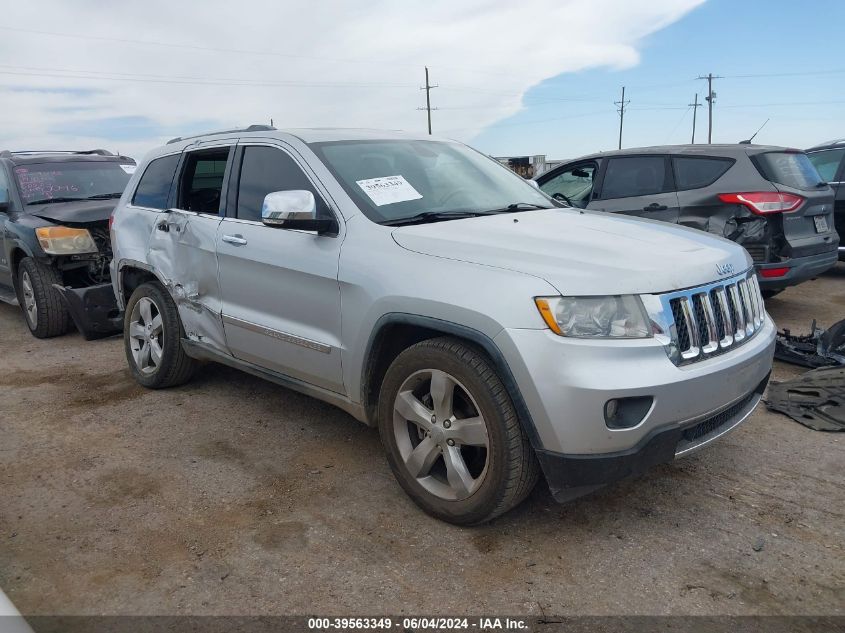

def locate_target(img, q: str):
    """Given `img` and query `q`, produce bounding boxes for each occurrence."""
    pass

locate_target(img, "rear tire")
[124,282,196,388]
[378,337,539,525]
[17,258,71,338]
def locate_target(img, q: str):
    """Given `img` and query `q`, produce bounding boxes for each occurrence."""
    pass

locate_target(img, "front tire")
[124,282,196,388]
[378,337,539,525]
[17,258,71,338]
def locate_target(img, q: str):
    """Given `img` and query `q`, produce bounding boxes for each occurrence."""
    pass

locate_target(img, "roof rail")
[167,124,277,145]
[0,149,114,156]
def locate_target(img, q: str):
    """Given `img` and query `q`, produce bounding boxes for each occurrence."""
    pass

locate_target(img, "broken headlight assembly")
[534,295,652,339]
[35,226,98,255]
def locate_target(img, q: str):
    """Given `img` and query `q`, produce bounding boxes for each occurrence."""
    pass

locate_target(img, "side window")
[236,146,329,222]
[808,149,845,182]
[132,154,180,209]
[177,148,231,214]
[0,166,9,210]
[674,157,734,190]
[599,156,671,199]
[539,163,596,207]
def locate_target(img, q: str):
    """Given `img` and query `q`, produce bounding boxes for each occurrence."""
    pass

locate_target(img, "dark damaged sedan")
[0,150,134,338]
[536,144,839,294]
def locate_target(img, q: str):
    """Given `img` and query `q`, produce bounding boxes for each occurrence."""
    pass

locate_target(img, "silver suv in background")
[110,127,775,524]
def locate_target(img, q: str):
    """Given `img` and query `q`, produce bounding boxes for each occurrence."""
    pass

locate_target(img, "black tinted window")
[808,149,845,182]
[600,157,670,199]
[674,157,733,190]
[236,146,328,222]
[177,148,230,214]
[132,154,180,209]
[754,152,821,190]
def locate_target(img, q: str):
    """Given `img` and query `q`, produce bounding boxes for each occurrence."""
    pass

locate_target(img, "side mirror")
[527,179,540,189]
[0,187,9,212]
[261,190,335,233]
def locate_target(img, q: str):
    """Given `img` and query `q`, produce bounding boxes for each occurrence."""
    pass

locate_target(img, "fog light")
[604,396,654,430]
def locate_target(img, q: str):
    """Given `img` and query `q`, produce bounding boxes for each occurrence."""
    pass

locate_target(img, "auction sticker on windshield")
[356,175,422,206]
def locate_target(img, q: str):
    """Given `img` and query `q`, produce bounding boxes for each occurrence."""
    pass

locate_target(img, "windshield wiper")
[480,202,554,214]
[26,196,85,205]
[85,192,123,200]
[382,211,490,227]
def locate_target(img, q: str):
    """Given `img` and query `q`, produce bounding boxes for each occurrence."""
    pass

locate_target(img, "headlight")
[35,226,98,255]
[534,295,652,338]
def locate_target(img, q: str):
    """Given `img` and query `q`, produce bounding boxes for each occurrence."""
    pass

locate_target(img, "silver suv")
[110,126,775,524]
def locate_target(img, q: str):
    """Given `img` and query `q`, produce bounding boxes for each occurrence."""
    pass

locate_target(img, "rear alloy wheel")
[124,282,196,389]
[378,337,539,525]
[128,296,164,376]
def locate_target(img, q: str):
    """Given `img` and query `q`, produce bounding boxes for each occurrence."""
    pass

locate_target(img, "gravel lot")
[1,265,843,616]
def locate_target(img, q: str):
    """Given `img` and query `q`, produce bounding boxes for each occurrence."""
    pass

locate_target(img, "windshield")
[309,139,554,224]
[13,161,134,204]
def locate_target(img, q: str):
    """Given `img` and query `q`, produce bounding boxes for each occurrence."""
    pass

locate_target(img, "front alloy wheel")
[379,337,539,525]
[393,369,490,501]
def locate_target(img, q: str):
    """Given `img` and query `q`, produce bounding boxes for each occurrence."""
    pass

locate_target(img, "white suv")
[110,126,775,524]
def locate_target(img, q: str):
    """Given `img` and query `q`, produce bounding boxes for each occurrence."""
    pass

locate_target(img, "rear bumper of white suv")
[494,315,775,501]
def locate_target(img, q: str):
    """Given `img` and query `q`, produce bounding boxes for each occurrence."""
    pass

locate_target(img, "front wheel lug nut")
[443,420,451,429]
[447,439,455,446]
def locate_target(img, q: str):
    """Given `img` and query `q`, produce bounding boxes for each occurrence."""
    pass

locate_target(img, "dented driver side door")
[146,142,234,353]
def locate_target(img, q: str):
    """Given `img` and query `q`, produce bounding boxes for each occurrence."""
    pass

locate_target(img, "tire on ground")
[18,257,71,338]
[378,336,539,525]
[124,281,196,389]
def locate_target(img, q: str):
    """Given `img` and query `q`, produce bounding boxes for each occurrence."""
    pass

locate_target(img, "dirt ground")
[1,266,843,616]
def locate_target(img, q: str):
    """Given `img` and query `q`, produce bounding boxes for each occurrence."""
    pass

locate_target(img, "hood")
[392,209,752,296]
[27,200,116,225]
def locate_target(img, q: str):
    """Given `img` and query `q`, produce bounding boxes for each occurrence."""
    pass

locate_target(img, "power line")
[417,67,438,135]
[0,68,417,90]
[664,106,692,144]
[614,86,629,150]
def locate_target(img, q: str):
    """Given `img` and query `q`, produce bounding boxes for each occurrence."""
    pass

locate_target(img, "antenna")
[739,119,770,145]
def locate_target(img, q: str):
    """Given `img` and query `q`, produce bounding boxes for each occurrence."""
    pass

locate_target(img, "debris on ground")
[753,536,766,552]
[774,319,845,368]
[765,366,845,431]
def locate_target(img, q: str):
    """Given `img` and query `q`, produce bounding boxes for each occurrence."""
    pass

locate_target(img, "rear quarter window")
[753,152,822,191]
[132,154,181,209]
[673,157,734,190]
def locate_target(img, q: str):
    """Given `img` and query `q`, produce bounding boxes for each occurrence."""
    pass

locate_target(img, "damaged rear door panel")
[145,142,234,353]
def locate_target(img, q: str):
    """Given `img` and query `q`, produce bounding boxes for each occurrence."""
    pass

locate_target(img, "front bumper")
[495,315,775,501]
[756,247,839,290]
[54,282,122,340]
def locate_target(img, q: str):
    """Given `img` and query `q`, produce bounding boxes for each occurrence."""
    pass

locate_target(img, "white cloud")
[0,0,703,160]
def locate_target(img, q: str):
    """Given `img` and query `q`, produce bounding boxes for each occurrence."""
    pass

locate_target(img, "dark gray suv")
[806,138,845,260]
[536,144,838,293]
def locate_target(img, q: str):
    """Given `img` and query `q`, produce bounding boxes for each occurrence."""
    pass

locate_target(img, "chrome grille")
[662,272,765,365]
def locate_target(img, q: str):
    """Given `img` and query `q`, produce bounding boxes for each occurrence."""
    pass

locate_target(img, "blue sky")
[0,0,841,161]
[471,0,845,159]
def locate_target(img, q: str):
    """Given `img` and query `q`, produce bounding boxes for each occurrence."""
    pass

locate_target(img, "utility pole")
[697,73,722,143]
[688,93,701,144]
[417,66,438,135]
[614,86,629,150]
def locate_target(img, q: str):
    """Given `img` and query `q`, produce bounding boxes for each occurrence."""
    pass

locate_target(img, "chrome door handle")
[221,234,248,246]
